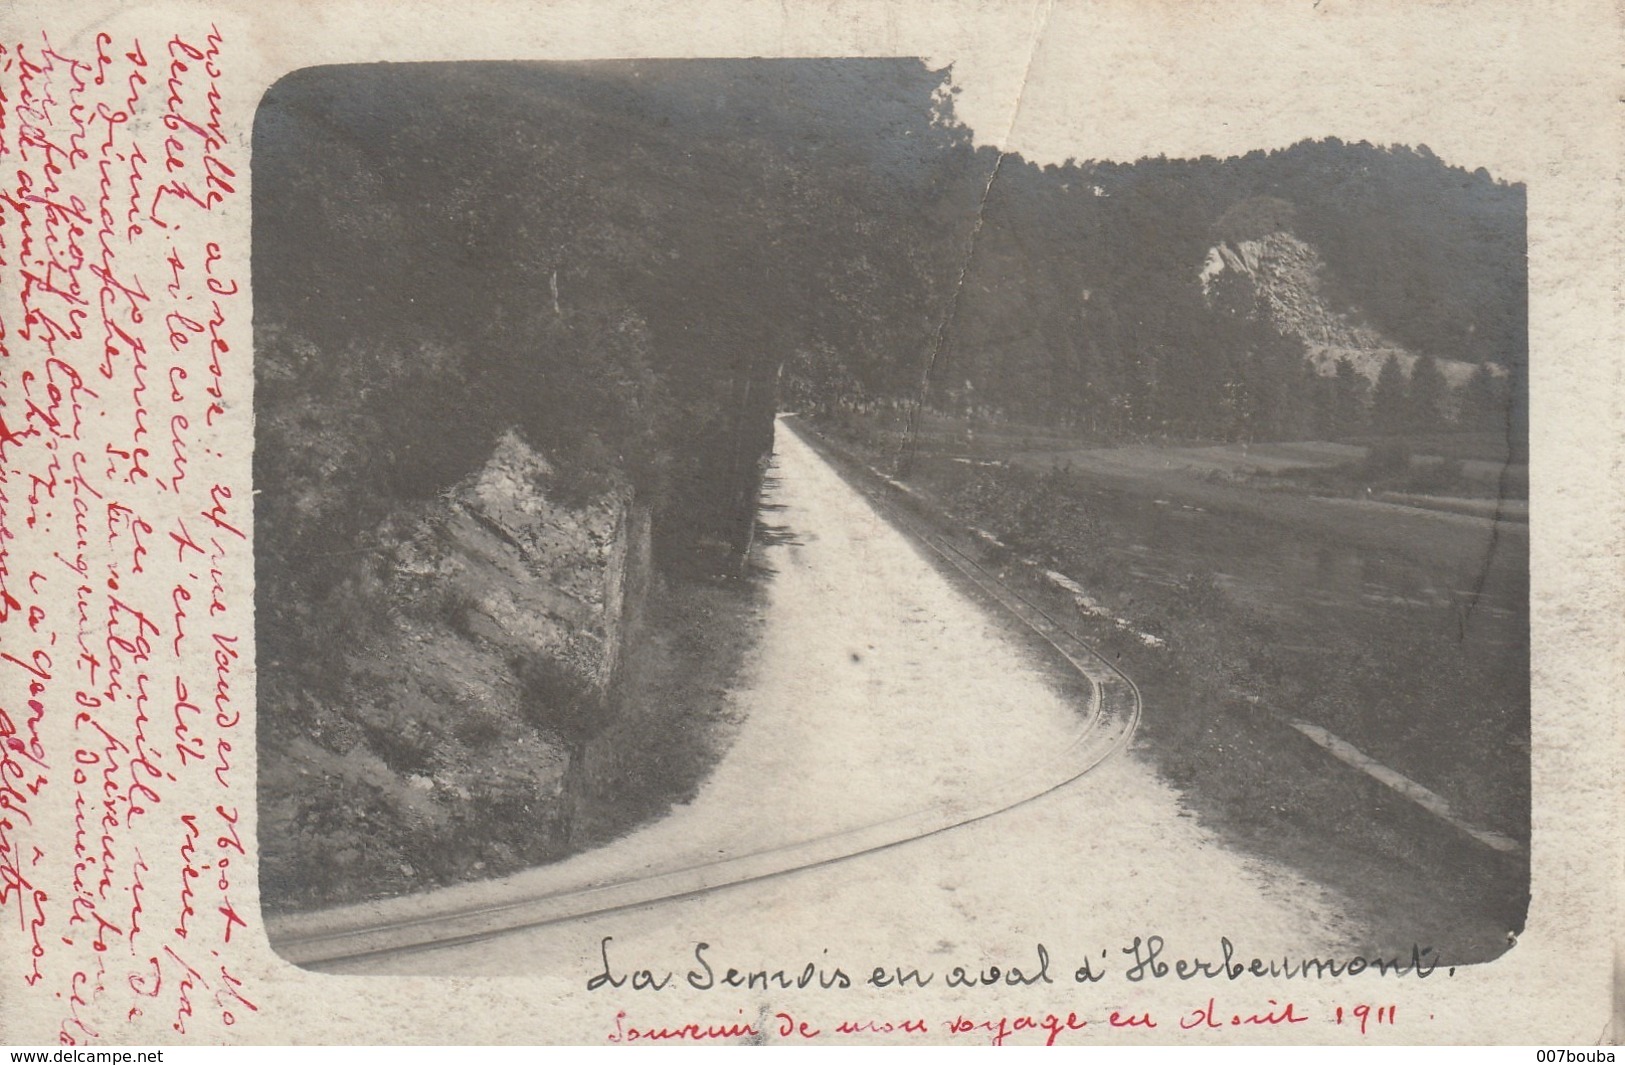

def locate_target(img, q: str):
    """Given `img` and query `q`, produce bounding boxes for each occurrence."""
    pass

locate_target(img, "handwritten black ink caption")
[587,934,1449,993]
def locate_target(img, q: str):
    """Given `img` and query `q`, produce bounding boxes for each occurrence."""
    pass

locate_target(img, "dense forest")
[952,141,1523,445]
[783,134,1525,452]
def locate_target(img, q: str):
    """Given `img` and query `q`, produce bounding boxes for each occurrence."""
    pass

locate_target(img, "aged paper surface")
[0,0,1618,1046]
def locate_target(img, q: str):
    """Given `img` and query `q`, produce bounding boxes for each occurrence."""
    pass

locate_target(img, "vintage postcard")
[0,0,1617,1047]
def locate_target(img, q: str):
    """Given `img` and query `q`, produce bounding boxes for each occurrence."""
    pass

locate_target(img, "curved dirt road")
[292,417,1361,975]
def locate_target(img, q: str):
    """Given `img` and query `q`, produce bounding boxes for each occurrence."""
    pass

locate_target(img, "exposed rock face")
[260,431,646,907]
[1199,230,1480,387]
[389,431,633,710]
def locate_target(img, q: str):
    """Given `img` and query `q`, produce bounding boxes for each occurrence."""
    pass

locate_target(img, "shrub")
[515,653,600,742]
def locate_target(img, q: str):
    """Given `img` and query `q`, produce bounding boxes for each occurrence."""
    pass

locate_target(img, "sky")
[928,0,1595,183]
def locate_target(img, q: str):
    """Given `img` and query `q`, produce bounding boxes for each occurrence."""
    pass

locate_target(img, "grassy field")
[884,410,1528,504]
[810,411,1529,963]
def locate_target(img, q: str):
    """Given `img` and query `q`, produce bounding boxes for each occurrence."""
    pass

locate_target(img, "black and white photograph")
[4,0,1622,1048]
[252,57,1532,983]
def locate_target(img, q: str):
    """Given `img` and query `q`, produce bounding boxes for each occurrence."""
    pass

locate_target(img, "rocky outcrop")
[260,431,652,908]
[1199,230,1480,387]
[387,431,633,711]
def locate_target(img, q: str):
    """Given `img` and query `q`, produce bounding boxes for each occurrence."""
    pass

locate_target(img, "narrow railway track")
[812,421,1523,859]
[268,422,1141,971]
[824,435,1144,742]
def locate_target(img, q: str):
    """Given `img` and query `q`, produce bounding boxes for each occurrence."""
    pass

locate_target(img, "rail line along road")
[268,415,1358,974]
[808,418,1523,861]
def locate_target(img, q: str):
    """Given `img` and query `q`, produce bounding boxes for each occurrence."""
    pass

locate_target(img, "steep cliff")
[1199,229,1483,387]
[258,433,649,909]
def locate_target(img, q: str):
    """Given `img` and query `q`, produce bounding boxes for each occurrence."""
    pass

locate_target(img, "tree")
[1407,353,1447,433]
[1371,354,1409,436]
[1460,362,1510,433]
[1330,356,1364,438]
